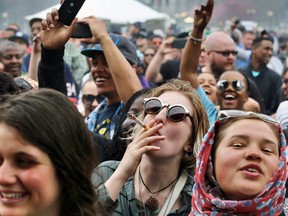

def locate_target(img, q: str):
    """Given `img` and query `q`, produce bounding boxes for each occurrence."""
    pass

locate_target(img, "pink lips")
[240,163,263,175]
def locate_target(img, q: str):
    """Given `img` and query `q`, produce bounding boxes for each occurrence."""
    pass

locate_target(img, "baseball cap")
[81,34,138,65]
[9,31,29,46]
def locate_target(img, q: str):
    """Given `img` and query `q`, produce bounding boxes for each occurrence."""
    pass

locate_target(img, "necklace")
[139,166,178,212]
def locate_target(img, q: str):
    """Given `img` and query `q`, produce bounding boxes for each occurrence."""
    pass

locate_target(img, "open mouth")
[203,89,211,95]
[246,168,259,173]
[223,94,236,101]
[95,76,108,84]
[1,192,25,199]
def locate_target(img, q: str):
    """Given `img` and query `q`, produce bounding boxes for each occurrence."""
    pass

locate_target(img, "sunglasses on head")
[212,50,238,57]
[82,94,104,105]
[143,97,193,122]
[217,110,280,126]
[216,80,245,92]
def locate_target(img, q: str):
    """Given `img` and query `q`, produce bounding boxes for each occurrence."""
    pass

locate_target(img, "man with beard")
[203,31,236,80]
[38,11,142,140]
[239,37,283,115]
[0,41,22,78]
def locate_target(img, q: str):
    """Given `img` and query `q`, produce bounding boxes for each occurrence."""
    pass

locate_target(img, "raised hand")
[78,16,109,44]
[40,8,77,50]
[193,0,214,31]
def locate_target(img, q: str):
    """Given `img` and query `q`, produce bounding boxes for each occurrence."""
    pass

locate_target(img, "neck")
[138,157,181,192]
[106,95,121,105]
[251,58,264,71]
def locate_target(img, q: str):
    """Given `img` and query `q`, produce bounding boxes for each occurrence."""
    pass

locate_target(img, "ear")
[184,144,192,153]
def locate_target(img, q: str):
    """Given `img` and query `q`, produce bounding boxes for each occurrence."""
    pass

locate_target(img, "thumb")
[67,18,78,37]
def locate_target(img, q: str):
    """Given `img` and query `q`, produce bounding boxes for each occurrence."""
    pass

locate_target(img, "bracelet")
[188,32,205,44]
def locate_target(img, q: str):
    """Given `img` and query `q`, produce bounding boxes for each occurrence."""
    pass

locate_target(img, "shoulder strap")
[158,172,188,216]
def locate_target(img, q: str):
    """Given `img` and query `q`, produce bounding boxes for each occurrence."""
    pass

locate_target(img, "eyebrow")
[14,151,38,160]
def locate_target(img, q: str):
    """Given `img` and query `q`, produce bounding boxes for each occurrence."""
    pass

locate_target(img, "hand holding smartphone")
[71,23,92,38]
[171,38,188,49]
[58,0,86,26]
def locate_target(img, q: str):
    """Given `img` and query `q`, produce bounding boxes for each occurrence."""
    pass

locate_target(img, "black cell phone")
[71,23,92,38]
[171,38,187,49]
[58,0,86,26]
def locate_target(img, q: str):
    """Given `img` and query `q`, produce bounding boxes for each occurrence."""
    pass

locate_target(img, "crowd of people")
[0,0,288,215]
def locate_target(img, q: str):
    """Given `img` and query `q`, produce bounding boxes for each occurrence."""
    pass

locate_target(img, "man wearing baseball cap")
[38,12,142,140]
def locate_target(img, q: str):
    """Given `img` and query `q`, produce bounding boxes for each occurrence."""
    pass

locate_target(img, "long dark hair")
[0,89,100,216]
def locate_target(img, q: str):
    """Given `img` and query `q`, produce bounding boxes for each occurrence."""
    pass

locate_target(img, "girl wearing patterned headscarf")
[191,110,287,215]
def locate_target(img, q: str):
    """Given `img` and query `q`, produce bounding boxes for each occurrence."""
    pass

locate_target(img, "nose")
[154,106,168,123]
[227,52,236,60]
[92,99,99,107]
[0,162,17,185]
[244,148,262,161]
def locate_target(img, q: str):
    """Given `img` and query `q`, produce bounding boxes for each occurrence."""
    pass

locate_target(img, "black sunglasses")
[212,50,238,57]
[217,80,245,92]
[143,97,192,122]
[82,94,104,105]
[144,53,155,57]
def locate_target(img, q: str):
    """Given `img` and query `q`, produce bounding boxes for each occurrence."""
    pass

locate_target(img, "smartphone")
[58,0,86,26]
[71,23,92,38]
[171,38,187,49]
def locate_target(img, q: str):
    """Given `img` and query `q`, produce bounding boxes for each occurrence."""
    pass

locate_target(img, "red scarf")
[191,119,287,215]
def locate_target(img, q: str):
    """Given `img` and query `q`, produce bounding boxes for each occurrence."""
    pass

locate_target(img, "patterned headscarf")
[191,118,287,216]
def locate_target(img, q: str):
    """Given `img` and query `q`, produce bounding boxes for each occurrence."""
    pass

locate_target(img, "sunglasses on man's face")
[211,50,238,57]
[82,94,104,105]
[143,97,193,122]
[216,80,245,92]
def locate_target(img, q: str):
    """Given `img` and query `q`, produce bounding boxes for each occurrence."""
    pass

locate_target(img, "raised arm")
[80,16,142,104]
[38,9,77,94]
[145,40,172,83]
[27,35,41,81]
[180,0,214,88]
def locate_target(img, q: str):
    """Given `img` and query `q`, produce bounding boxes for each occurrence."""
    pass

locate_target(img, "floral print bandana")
[190,119,287,216]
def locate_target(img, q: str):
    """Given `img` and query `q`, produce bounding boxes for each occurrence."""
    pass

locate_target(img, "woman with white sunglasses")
[93,79,209,215]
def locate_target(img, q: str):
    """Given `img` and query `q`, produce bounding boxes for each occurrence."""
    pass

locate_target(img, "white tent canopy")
[25,0,168,24]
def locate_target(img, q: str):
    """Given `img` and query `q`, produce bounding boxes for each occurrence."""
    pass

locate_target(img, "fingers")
[43,9,60,29]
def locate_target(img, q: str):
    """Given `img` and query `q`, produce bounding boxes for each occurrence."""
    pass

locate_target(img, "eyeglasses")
[144,53,155,57]
[283,79,288,85]
[143,97,192,122]
[216,80,245,92]
[217,110,280,126]
[82,94,104,105]
[211,50,238,57]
